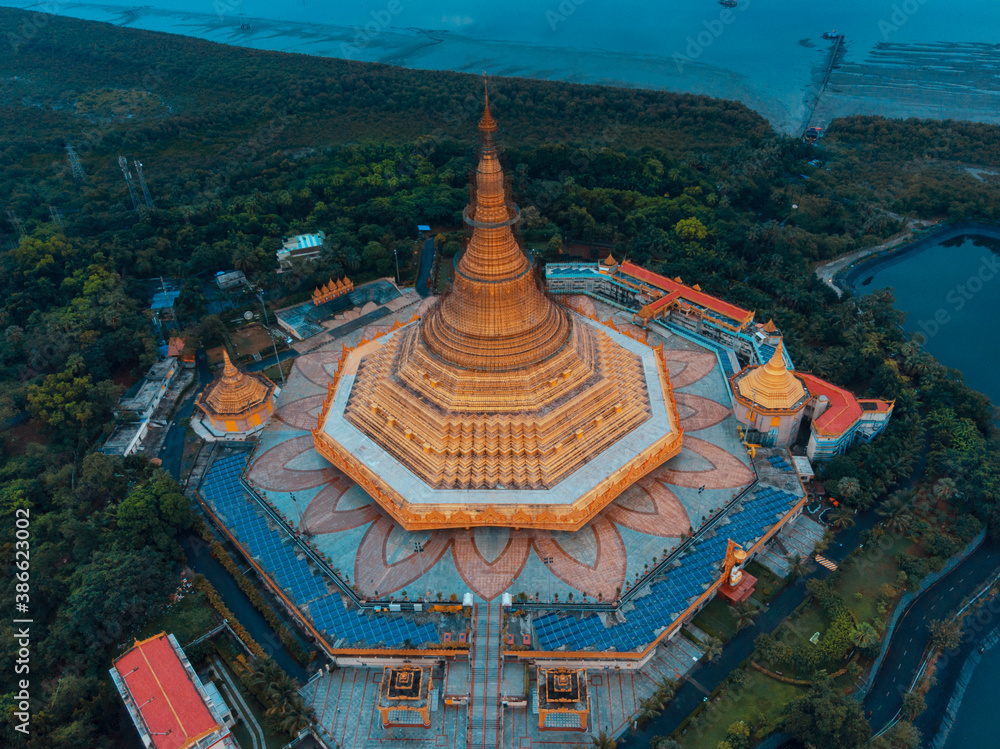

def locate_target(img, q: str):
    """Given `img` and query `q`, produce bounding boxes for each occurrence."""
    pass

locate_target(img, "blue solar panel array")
[767,455,795,472]
[534,485,799,652]
[200,454,437,649]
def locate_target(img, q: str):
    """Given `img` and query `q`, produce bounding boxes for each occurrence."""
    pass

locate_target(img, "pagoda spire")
[419,90,572,371]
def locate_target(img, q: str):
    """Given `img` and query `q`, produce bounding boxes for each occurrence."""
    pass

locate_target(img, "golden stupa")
[734,342,807,411]
[196,349,276,433]
[313,91,683,531]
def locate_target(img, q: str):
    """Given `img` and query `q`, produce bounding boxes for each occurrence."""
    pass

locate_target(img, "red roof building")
[619,262,754,329]
[111,632,235,749]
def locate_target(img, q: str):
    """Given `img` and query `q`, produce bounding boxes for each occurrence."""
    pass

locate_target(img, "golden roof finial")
[222,348,237,378]
[479,74,497,138]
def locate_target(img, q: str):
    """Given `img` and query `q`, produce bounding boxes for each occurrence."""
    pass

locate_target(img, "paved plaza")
[247,294,754,605]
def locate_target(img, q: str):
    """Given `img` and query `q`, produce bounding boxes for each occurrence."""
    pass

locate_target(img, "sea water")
[3,0,1000,133]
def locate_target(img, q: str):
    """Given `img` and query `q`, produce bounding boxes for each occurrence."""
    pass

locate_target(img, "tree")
[782,676,871,749]
[115,472,192,552]
[901,691,926,720]
[928,619,963,652]
[675,217,707,242]
[25,354,120,440]
[734,600,756,630]
[835,476,862,505]
[585,729,618,748]
[828,507,855,530]
[702,636,723,662]
[649,738,682,749]
[787,553,810,579]
[362,240,392,274]
[851,622,880,653]
[933,477,958,503]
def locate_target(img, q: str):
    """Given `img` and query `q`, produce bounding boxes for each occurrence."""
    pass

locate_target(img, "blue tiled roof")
[533,485,799,652]
[201,454,437,648]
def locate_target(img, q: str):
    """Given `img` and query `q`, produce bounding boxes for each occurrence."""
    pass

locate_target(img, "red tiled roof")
[619,262,753,325]
[167,338,185,357]
[113,633,219,749]
[797,373,863,436]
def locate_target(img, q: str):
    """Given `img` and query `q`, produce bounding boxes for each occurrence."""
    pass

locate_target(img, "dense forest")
[1,6,1000,748]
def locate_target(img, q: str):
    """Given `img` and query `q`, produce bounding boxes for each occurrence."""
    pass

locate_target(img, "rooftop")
[111,633,219,749]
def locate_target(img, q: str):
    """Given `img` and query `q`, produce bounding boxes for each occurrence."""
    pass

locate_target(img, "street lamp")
[543,556,554,601]
[393,246,400,285]
[413,541,425,579]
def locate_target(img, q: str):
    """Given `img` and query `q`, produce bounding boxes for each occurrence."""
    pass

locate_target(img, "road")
[158,353,213,480]
[415,236,435,297]
[862,537,1000,730]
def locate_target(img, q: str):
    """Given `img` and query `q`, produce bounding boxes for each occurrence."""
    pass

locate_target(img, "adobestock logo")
[672,0,752,73]
[917,253,1000,341]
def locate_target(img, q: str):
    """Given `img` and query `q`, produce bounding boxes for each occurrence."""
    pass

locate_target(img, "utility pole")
[66,143,86,182]
[256,288,285,387]
[118,155,140,211]
[134,159,154,209]
[6,209,25,239]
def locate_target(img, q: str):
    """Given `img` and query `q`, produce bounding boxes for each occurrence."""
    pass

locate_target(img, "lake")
[4,0,1000,134]
[849,224,1000,404]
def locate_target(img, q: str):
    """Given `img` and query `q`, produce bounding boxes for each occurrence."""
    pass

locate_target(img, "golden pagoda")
[731,341,809,447]
[313,90,683,531]
[734,342,806,411]
[196,349,276,433]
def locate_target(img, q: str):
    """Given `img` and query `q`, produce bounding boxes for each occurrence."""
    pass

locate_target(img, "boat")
[822,31,840,40]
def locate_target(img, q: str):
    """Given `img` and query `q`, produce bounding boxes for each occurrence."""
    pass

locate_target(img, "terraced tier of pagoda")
[312,92,683,531]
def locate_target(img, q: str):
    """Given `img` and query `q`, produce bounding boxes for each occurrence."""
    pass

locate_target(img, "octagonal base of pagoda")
[313,313,683,532]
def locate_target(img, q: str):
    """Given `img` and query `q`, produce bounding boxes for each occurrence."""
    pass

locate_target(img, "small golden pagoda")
[313,89,682,531]
[196,350,276,434]
[734,342,805,411]
[731,342,809,447]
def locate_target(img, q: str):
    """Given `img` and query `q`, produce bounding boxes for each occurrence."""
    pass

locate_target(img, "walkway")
[469,600,502,748]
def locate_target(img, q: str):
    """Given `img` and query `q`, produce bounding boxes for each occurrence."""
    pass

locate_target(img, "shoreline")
[6,2,1000,136]
[823,220,1000,296]
[930,623,1000,749]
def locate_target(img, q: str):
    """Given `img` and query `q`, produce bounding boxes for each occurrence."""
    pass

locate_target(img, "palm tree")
[635,695,664,727]
[786,553,810,579]
[702,636,723,662]
[836,476,862,504]
[734,600,757,630]
[653,677,678,704]
[828,507,855,530]
[933,477,958,503]
[246,657,284,697]
[277,696,313,735]
[878,492,914,535]
[851,622,879,651]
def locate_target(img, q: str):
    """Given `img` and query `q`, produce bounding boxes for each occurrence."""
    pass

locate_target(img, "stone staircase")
[756,514,827,577]
[469,600,503,748]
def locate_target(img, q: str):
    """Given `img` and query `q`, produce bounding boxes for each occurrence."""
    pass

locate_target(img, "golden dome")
[199,349,275,418]
[762,318,778,334]
[735,342,807,411]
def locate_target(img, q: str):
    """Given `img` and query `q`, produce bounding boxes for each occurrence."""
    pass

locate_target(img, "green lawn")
[745,560,784,603]
[692,597,739,642]
[134,590,217,646]
[680,669,804,749]
[832,534,911,624]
